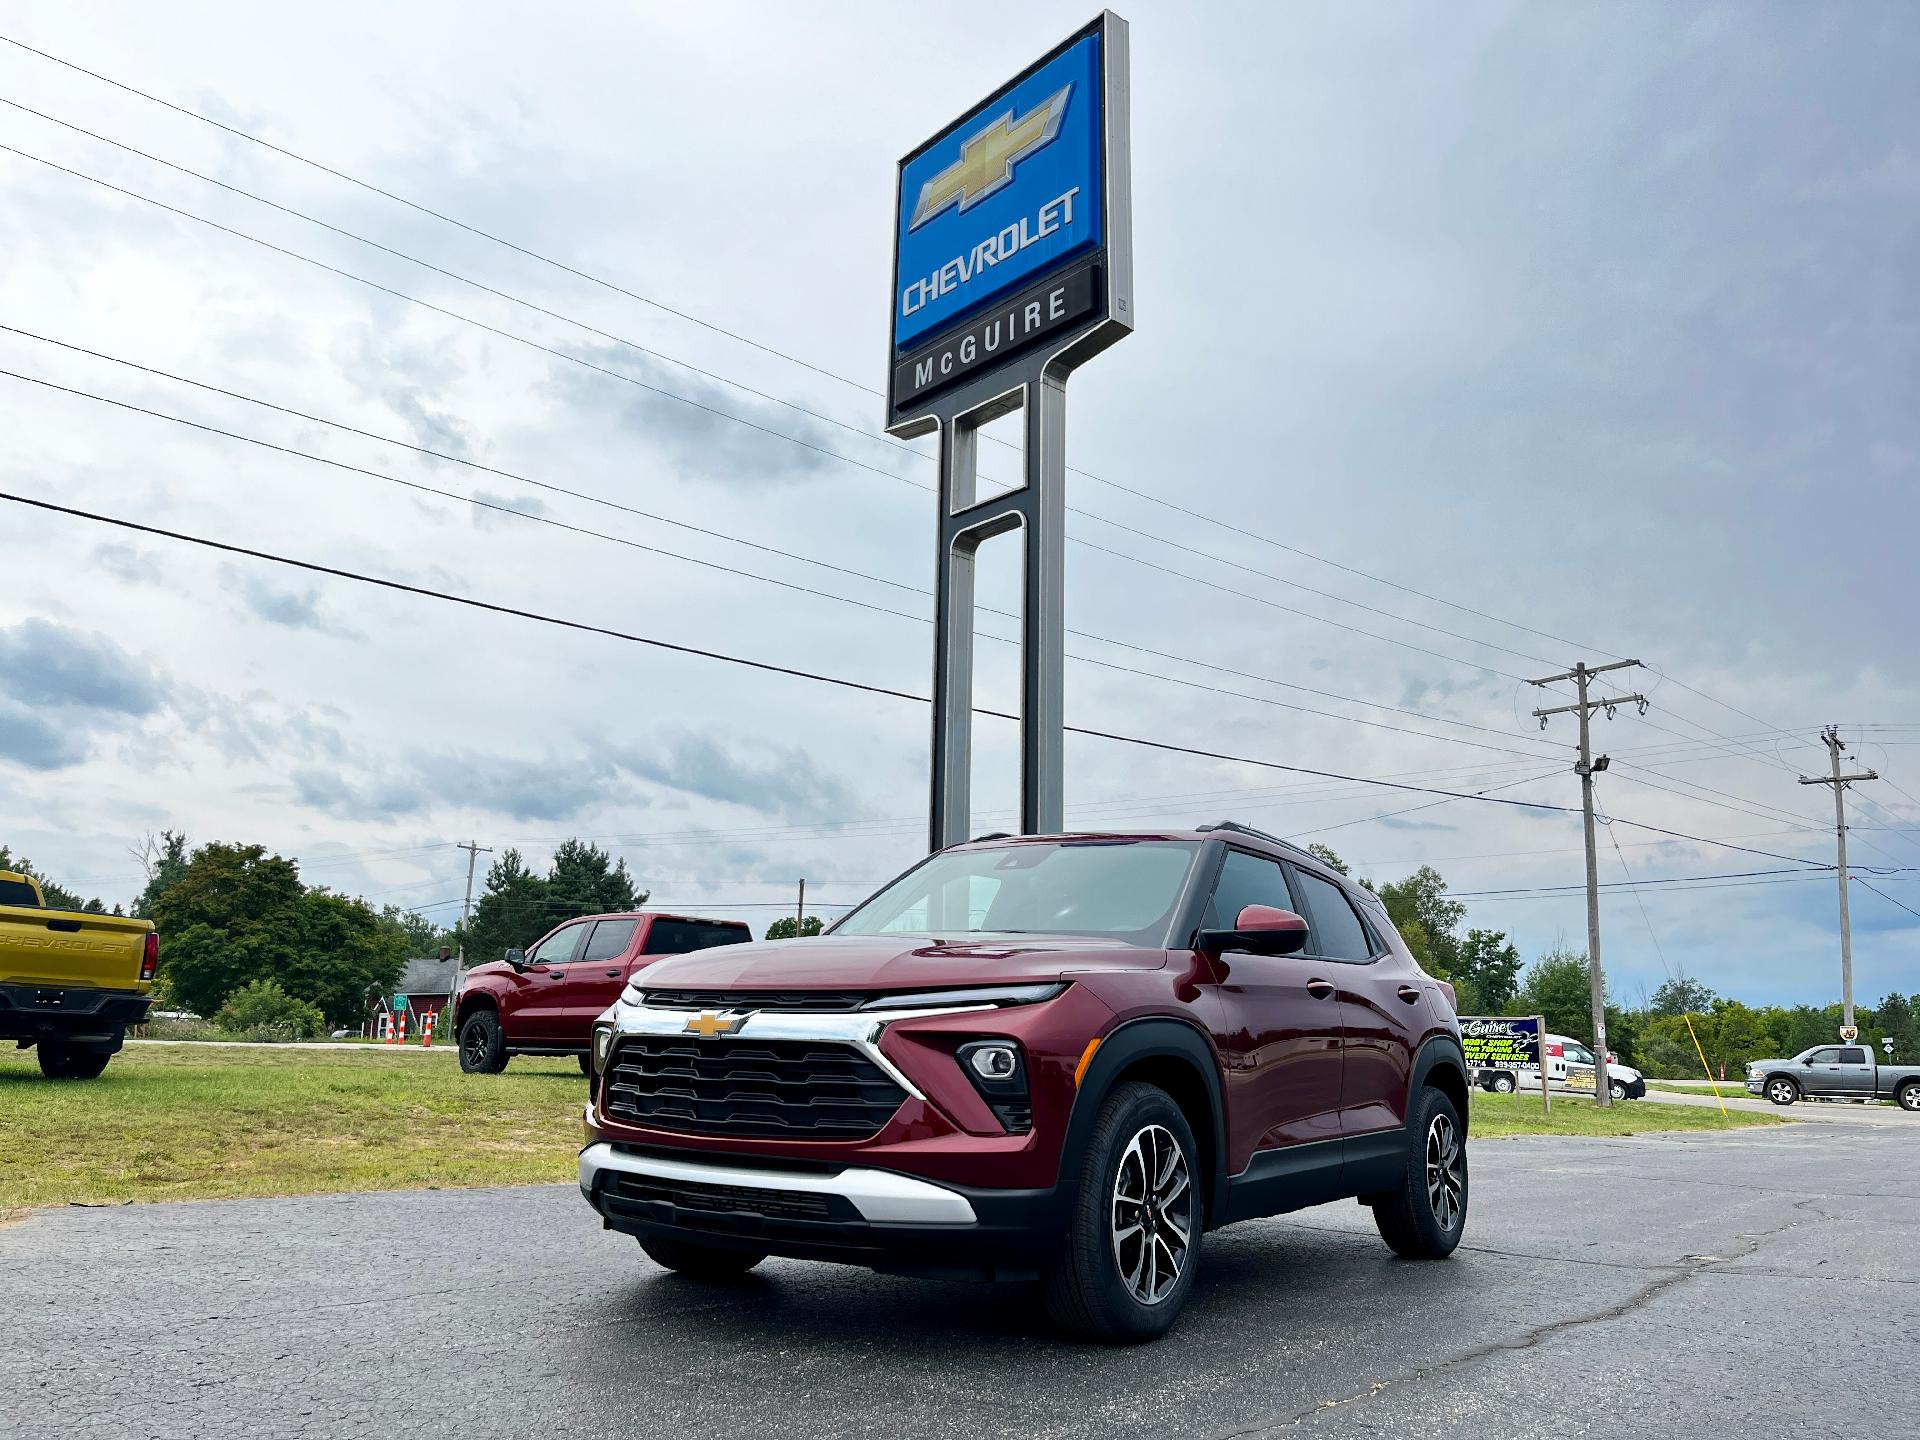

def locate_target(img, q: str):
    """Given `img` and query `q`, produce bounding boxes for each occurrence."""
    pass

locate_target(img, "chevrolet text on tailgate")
[0,869,157,1079]
[580,824,1471,1342]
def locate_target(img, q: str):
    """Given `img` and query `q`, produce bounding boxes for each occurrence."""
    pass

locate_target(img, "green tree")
[130,830,192,919]
[462,849,554,964]
[1306,844,1349,876]
[1649,974,1717,1017]
[212,978,327,1038]
[1866,993,1920,1062]
[1377,866,1465,977]
[1453,929,1523,1012]
[766,915,825,939]
[381,904,453,958]
[1514,945,1595,1040]
[150,841,403,1026]
[547,839,644,919]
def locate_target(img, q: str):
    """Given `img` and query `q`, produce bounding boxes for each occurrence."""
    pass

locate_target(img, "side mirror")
[1197,905,1309,957]
[504,948,528,972]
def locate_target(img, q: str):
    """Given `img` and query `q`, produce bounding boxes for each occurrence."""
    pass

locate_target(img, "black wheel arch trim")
[1410,1033,1472,1135]
[1060,1015,1229,1230]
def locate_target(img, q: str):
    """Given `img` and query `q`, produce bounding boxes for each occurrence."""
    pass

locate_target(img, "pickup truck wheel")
[638,1236,765,1277]
[1490,1072,1516,1094]
[1765,1077,1799,1106]
[37,1042,110,1080]
[1896,1080,1920,1113]
[1043,1081,1201,1344]
[457,1011,508,1074]
[1370,1086,1468,1260]
[577,1054,592,1076]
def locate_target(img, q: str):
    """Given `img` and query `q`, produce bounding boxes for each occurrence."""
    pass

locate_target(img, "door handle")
[1306,978,1335,999]
[604,969,621,978]
[1396,984,1421,1005]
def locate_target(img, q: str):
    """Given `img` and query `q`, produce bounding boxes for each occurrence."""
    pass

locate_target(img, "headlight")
[591,1024,614,1073]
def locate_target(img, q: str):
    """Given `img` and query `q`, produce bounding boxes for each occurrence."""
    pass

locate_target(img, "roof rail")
[1196,819,1319,862]
[969,831,1013,844]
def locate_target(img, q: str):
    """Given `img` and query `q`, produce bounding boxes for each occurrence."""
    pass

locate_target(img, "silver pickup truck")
[1747,1044,1920,1111]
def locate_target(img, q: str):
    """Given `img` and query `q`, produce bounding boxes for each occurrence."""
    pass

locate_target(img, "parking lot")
[3,1119,1911,1440]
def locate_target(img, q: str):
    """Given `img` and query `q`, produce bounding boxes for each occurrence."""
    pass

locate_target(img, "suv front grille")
[603,1036,908,1139]
[640,989,874,1013]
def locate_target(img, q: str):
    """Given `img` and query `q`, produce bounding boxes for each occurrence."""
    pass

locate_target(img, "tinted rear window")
[582,919,640,963]
[0,878,40,907]
[642,920,751,955]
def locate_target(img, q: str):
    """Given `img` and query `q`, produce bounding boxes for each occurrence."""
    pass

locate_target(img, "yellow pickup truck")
[0,869,157,1078]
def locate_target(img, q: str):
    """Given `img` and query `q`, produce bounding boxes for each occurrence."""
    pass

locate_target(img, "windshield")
[834,840,1202,946]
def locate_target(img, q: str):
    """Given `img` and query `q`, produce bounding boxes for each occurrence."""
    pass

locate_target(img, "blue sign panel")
[894,34,1104,352]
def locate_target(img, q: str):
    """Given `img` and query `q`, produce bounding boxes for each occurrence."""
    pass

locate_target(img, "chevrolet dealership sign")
[886,12,1131,433]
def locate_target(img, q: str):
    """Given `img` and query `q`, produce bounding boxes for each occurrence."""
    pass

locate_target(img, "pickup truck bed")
[0,870,156,1079]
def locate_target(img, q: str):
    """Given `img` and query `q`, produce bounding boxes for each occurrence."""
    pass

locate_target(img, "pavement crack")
[1218,1197,1830,1437]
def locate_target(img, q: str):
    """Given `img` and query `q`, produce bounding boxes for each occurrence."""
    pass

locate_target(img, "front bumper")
[1746,1077,1764,1094]
[0,983,149,1045]
[580,1141,1059,1281]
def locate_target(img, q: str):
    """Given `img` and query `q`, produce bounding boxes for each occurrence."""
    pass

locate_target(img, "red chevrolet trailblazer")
[579,823,1470,1343]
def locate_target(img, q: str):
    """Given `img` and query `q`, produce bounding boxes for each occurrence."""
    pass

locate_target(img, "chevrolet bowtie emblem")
[910,84,1072,231]
[685,1010,747,1039]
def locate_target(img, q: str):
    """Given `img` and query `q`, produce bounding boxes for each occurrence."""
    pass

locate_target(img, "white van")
[1476,1032,1646,1101]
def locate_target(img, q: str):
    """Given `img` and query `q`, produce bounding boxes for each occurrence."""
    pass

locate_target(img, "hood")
[637,934,1166,992]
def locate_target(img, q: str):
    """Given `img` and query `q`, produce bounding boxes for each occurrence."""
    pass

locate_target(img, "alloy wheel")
[1425,1113,1465,1233]
[463,1024,488,1069]
[1768,1079,1796,1105]
[1111,1123,1192,1306]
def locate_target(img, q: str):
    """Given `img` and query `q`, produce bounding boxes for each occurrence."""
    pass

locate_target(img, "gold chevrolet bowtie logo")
[910,84,1073,231]
[685,1010,747,1039]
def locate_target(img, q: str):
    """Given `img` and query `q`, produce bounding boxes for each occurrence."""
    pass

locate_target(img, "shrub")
[212,979,327,1039]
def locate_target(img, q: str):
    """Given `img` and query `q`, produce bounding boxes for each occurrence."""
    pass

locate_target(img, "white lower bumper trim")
[579,1143,978,1226]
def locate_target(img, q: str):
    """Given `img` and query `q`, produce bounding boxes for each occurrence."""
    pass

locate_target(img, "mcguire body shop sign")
[1459,1016,1543,1072]
[886,13,1129,427]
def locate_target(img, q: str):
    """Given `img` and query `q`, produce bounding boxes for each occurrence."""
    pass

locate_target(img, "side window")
[1806,1048,1841,1065]
[1205,850,1295,931]
[581,919,640,964]
[528,923,585,968]
[1292,869,1375,962]
[642,920,752,955]
[1837,1047,1869,1065]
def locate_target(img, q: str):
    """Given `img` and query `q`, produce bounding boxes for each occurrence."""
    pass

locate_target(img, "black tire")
[638,1235,766,1277]
[1609,1079,1629,1102]
[1371,1086,1468,1260]
[457,1010,508,1074]
[37,1042,111,1080]
[1042,1081,1202,1344]
[1765,1076,1798,1107]
[1490,1072,1516,1094]
[577,1053,593,1076]
[1895,1080,1920,1113]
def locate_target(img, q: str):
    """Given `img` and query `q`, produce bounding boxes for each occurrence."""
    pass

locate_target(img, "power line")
[1853,877,1920,923]
[0,140,1547,687]
[0,33,1626,662]
[0,360,1561,761]
[1455,874,1830,902]
[5,484,1843,870]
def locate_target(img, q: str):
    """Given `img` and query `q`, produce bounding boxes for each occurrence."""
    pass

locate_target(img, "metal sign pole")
[889,13,1131,852]
[1538,1015,1551,1116]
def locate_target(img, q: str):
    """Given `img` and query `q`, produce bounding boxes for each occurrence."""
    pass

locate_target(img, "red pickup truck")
[453,911,750,1073]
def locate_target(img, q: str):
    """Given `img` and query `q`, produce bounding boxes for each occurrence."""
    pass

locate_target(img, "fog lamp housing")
[957,1039,1032,1134]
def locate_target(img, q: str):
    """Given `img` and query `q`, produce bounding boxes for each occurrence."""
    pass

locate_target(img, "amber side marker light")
[1074,1038,1102,1088]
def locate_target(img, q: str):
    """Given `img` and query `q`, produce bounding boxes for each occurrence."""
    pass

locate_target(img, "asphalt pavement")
[2,1121,1913,1440]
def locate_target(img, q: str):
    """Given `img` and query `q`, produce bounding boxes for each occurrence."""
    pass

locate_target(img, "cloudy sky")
[3,1,1916,1008]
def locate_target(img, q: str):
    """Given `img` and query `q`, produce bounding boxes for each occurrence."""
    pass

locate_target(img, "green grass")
[0,1046,1785,1211]
[0,1043,584,1207]
[1645,1080,1755,1098]
[1468,1089,1782,1137]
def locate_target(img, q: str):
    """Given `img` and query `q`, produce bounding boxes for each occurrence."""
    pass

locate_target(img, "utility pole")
[1799,727,1877,1036]
[1531,659,1648,1108]
[796,878,806,937]
[453,840,492,970]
